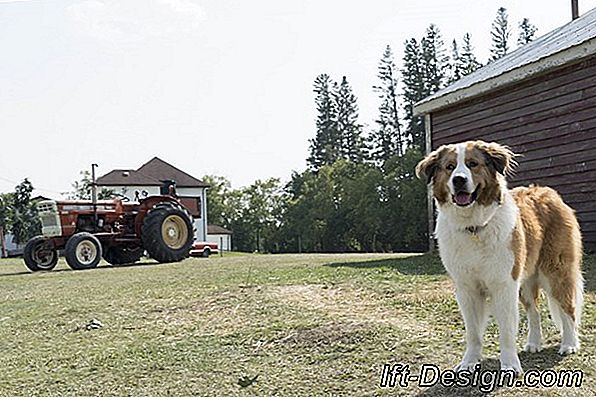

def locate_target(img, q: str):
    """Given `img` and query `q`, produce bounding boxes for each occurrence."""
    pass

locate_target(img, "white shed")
[207,225,233,251]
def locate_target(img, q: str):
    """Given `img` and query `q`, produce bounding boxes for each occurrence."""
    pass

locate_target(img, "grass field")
[0,253,593,396]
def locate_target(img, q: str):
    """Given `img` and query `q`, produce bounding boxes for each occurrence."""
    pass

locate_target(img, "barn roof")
[415,7,596,115]
[96,157,209,188]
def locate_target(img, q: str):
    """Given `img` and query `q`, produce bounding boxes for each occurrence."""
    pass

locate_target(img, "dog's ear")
[416,147,446,184]
[477,141,517,176]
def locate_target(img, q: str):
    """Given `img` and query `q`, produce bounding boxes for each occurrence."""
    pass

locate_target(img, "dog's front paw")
[523,342,542,353]
[500,354,523,376]
[500,365,523,377]
[558,343,579,355]
[454,359,481,373]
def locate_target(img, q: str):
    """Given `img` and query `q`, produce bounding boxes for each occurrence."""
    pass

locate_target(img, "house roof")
[96,157,209,188]
[415,7,596,115]
[96,169,160,186]
[208,224,233,235]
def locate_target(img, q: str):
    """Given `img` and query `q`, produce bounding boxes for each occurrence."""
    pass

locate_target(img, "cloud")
[67,0,205,43]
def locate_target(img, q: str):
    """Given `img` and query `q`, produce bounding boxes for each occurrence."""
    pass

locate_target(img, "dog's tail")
[545,271,584,333]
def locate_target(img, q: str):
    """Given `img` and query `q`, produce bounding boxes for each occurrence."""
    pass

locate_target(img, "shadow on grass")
[0,259,169,278]
[324,254,446,276]
[325,253,596,287]
[0,270,31,277]
[415,346,565,396]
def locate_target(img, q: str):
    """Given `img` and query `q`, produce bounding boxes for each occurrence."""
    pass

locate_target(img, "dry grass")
[0,253,593,396]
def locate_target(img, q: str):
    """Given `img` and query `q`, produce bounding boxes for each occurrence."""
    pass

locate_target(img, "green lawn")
[0,253,593,396]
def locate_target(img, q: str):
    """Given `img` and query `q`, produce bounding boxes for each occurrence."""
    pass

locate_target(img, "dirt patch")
[269,283,426,332]
[151,280,456,339]
[273,321,371,351]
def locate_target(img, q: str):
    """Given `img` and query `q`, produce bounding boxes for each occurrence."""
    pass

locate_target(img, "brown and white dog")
[416,140,583,374]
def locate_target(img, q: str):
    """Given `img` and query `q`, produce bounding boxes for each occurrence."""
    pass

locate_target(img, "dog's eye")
[446,164,456,171]
[467,161,478,168]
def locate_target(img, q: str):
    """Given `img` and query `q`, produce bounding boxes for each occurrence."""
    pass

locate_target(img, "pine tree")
[421,24,448,94]
[307,74,339,170]
[449,39,463,84]
[402,38,425,151]
[334,76,366,163]
[402,25,448,151]
[490,7,510,61]
[459,33,482,76]
[371,45,403,164]
[518,18,537,46]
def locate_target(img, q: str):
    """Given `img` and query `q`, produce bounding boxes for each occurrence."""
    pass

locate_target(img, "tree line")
[205,8,537,253]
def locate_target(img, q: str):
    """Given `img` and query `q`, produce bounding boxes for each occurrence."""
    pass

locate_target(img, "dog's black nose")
[452,176,467,189]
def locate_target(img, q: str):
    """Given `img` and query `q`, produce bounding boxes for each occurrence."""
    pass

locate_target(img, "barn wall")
[431,55,596,249]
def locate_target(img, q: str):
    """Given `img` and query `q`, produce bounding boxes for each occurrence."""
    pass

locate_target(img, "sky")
[1,0,595,197]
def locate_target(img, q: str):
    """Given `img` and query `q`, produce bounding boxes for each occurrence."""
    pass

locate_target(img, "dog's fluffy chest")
[435,194,519,286]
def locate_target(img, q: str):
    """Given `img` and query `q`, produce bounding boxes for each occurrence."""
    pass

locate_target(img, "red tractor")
[23,194,194,271]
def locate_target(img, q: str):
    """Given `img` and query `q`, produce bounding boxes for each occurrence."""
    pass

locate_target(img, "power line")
[0,175,66,196]
[0,176,18,184]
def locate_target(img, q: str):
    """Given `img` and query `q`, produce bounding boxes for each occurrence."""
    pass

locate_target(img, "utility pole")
[0,226,6,258]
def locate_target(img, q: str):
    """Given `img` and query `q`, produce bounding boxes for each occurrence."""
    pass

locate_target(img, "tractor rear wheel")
[103,246,143,266]
[23,236,58,272]
[65,232,102,270]
[141,204,193,263]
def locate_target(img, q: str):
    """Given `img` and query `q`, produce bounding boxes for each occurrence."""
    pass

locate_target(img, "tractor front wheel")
[141,204,193,263]
[23,236,58,272]
[65,232,102,270]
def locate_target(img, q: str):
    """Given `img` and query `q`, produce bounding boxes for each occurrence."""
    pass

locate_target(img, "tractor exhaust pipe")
[91,163,98,231]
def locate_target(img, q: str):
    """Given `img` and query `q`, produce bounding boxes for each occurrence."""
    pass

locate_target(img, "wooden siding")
[431,55,596,250]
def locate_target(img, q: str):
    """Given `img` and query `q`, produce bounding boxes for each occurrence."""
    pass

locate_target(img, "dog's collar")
[464,225,484,234]
[463,224,487,241]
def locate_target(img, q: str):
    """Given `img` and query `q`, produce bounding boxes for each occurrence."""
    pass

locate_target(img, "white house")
[96,157,209,241]
[207,224,233,251]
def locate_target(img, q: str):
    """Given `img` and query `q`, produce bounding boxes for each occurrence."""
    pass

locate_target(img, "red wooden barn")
[414,8,596,250]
